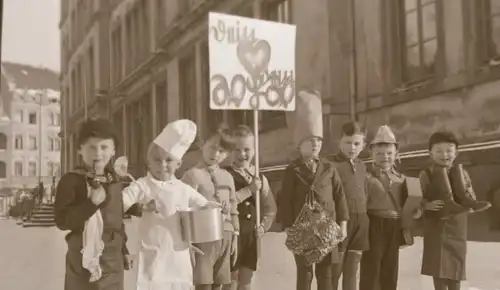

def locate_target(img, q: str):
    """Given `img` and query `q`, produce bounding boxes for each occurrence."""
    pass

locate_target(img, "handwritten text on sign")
[208,12,297,111]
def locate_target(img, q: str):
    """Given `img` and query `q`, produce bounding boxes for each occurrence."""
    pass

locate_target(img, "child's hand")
[339,223,348,241]
[123,254,134,270]
[206,201,222,208]
[142,199,158,213]
[231,235,238,266]
[413,208,423,219]
[189,244,203,268]
[221,201,230,215]
[90,186,106,206]
[424,200,444,211]
[255,224,265,238]
[248,177,262,194]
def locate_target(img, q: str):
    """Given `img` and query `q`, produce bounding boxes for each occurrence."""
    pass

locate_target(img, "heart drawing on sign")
[236,39,271,79]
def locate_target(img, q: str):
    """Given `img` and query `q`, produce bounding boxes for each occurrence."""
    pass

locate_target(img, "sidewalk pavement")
[1,218,499,290]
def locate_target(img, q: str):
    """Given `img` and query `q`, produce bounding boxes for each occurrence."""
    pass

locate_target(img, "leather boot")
[342,252,362,290]
[330,251,344,290]
[432,167,469,220]
[449,164,491,213]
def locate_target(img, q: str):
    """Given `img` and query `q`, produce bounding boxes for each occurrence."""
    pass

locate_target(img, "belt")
[368,210,400,219]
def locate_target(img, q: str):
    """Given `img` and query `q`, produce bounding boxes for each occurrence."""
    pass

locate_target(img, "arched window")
[0,133,7,150]
[0,161,6,178]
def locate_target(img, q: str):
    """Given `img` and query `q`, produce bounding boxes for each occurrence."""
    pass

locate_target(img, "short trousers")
[193,231,233,285]
[231,230,258,272]
[338,212,370,252]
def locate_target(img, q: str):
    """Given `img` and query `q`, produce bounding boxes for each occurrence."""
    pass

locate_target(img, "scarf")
[73,166,115,282]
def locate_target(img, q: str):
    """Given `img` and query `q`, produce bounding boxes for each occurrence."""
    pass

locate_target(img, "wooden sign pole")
[253,109,261,257]
[253,0,262,258]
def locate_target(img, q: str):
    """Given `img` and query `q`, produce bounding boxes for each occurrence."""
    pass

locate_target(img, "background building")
[60,0,500,239]
[1,62,61,192]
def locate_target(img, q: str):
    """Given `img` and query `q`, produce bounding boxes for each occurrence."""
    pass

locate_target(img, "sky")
[2,0,60,72]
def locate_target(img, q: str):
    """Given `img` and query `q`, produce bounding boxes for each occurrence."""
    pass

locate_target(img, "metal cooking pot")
[180,207,224,243]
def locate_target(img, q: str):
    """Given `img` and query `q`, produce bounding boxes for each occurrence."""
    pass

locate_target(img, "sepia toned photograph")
[1,0,500,289]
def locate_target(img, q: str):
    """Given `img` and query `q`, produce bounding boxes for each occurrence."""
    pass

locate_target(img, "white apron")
[123,175,208,290]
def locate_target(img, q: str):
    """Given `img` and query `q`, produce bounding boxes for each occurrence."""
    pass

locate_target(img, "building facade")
[60,0,500,237]
[0,62,61,192]
[59,0,122,173]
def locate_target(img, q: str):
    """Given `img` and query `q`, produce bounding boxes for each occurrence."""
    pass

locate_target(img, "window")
[29,136,37,150]
[28,112,37,124]
[14,110,23,123]
[260,0,292,130]
[156,0,165,34]
[112,109,124,156]
[200,41,223,135]
[49,137,55,151]
[111,26,122,85]
[49,112,60,126]
[0,161,6,178]
[400,0,439,82]
[179,49,197,122]
[28,161,37,177]
[0,133,6,150]
[178,0,191,15]
[47,162,60,176]
[475,0,500,64]
[14,135,23,150]
[155,81,168,132]
[14,161,23,176]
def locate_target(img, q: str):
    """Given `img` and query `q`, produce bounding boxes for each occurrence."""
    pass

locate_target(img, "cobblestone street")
[1,219,500,290]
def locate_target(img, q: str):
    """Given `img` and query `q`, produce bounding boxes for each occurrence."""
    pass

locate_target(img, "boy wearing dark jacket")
[279,90,349,290]
[55,118,141,290]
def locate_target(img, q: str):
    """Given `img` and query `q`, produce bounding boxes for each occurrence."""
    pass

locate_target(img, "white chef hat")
[288,89,323,146]
[153,119,197,160]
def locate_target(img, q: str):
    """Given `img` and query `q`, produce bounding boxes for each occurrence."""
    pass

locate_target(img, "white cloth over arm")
[182,182,209,209]
[122,178,150,211]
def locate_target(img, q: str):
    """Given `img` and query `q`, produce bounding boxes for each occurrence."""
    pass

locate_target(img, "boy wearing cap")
[54,118,139,290]
[279,90,349,290]
[181,125,240,290]
[420,131,490,290]
[122,120,220,290]
[329,121,368,290]
[359,125,421,290]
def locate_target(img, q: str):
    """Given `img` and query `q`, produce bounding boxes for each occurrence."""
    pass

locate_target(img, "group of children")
[278,90,491,290]
[55,117,276,290]
[54,89,491,290]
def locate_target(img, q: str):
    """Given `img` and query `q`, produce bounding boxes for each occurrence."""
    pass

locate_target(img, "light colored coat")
[123,173,208,290]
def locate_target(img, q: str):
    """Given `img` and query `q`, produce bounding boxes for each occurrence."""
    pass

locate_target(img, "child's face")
[78,137,115,172]
[429,142,457,168]
[147,145,181,180]
[299,137,323,158]
[232,135,254,168]
[371,143,397,170]
[202,136,229,166]
[339,133,365,159]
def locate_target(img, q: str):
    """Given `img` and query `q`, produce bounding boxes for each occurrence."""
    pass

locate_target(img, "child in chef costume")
[122,119,220,290]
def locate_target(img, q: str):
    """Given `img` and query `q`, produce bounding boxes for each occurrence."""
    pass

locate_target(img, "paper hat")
[153,119,197,160]
[371,125,397,146]
[289,90,323,146]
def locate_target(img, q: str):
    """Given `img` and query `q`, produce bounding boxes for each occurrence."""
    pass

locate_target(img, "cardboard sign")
[402,177,423,228]
[208,12,297,111]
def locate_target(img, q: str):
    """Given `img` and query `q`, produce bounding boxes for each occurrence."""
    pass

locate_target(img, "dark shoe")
[468,200,491,213]
[449,164,492,213]
[440,200,470,220]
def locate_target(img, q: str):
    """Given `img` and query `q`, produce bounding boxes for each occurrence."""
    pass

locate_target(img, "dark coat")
[55,168,142,290]
[278,158,349,263]
[419,166,467,280]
